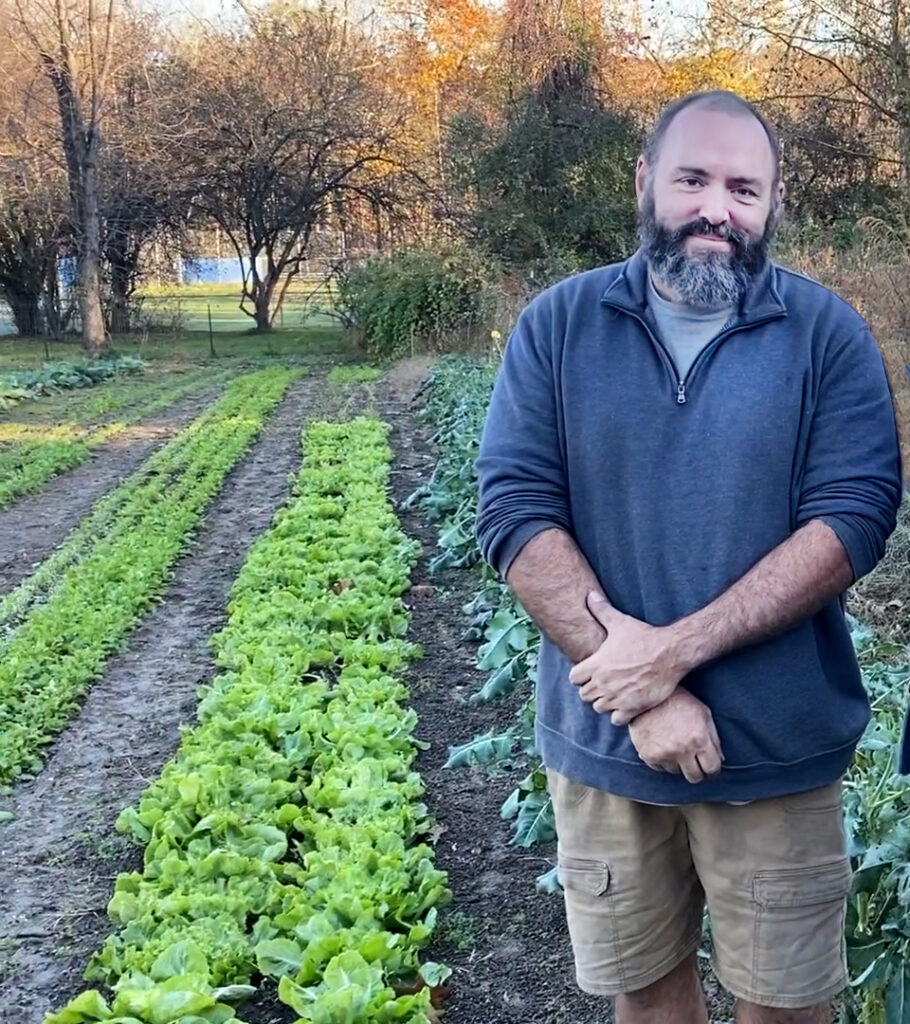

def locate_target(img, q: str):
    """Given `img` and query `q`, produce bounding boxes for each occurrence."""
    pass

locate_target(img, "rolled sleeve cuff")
[818,513,879,583]
[495,519,564,578]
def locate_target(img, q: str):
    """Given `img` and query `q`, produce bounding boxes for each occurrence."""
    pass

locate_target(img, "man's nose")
[697,186,731,227]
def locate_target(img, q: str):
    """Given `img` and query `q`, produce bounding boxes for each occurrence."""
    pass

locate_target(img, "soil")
[0,374,320,1022]
[0,384,225,595]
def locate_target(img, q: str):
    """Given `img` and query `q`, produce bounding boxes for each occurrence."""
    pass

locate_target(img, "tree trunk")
[78,153,107,352]
[3,287,44,337]
[252,278,275,331]
[108,290,130,335]
[108,261,132,335]
[43,258,70,340]
[44,58,107,355]
[253,292,272,331]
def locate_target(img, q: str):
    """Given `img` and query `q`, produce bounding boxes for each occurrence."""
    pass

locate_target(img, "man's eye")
[681,178,702,187]
[736,188,757,197]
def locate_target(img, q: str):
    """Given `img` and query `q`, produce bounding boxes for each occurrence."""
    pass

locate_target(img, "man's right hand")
[628,689,724,784]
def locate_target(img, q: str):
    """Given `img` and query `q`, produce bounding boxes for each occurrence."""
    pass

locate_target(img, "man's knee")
[616,953,706,1023]
[737,999,832,1024]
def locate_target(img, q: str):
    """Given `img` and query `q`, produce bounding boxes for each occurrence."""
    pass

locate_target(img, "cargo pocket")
[750,859,852,1003]
[557,855,610,897]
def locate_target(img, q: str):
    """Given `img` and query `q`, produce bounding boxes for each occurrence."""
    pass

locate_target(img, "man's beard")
[638,190,774,308]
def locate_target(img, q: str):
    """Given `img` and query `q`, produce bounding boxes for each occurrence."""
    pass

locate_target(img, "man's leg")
[547,770,705,1004]
[614,952,707,1024]
[686,783,850,1017]
[737,1000,831,1023]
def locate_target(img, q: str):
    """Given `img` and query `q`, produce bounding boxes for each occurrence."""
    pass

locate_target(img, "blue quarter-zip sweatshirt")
[475,248,902,804]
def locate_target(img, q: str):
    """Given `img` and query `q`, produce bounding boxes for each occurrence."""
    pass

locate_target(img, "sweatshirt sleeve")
[795,325,903,581]
[475,299,572,577]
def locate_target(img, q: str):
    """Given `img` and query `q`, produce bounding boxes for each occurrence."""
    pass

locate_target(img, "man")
[475,90,902,1024]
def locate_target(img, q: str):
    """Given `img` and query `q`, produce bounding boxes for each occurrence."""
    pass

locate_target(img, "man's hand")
[629,689,725,783]
[568,591,689,724]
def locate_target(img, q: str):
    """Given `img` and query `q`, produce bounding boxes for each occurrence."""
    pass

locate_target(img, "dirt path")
[375,362,613,1024]
[381,359,739,1024]
[0,384,226,595]
[0,374,321,1022]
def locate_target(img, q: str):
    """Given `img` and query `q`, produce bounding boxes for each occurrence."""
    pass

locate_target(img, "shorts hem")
[575,932,702,997]
[712,962,847,1010]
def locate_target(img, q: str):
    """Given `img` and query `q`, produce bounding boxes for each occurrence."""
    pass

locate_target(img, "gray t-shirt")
[646,276,733,380]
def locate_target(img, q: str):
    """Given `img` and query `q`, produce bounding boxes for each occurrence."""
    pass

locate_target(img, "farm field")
[6,0,910,1017]
[0,340,907,1024]
[0,334,613,1024]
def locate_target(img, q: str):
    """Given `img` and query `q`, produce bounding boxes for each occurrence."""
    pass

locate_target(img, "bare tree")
[0,21,72,338]
[10,0,121,353]
[168,1,408,332]
[0,154,71,337]
[100,23,188,335]
[706,0,910,180]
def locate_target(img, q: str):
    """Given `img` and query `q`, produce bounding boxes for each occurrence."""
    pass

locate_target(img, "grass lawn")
[0,325,353,373]
[138,281,335,333]
[0,281,345,369]
[118,324,351,364]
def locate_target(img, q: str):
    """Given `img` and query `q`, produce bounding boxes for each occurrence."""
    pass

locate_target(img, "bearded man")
[475,90,902,1023]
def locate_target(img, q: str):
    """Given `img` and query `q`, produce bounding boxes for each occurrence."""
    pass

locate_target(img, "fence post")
[207,304,217,358]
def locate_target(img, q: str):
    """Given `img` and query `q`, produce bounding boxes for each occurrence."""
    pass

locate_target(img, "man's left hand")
[568,591,688,725]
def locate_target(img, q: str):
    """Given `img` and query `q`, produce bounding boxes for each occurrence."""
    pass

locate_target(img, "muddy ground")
[380,364,613,1024]
[0,382,226,595]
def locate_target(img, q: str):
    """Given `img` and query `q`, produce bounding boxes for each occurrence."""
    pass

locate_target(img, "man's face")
[635,104,782,307]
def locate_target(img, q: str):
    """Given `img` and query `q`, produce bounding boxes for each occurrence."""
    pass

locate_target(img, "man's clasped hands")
[568,591,724,783]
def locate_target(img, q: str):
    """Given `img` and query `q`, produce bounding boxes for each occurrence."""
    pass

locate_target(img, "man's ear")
[769,179,785,230]
[634,156,649,208]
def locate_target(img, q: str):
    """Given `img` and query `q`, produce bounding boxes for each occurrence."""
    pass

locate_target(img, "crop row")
[0,367,232,508]
[0,370,240,635]
[0,355,145,409]
[0,367,300,789]
[413,357,910,1019]
[408,358,553,863]
[841,622,910,1023]
[48,417,449,1024]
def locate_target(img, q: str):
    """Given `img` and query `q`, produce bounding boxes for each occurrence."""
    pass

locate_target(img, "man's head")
[636,91,784,307]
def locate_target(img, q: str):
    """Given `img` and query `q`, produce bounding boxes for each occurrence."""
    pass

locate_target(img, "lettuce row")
[46,417,450,1024]
[0,369,236,635]
[0,368,300,787]
[0,366,232,509]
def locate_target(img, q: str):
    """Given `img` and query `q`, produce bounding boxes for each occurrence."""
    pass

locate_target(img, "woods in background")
[0,0,907,349]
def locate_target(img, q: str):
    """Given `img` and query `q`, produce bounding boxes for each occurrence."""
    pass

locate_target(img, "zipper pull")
[677,381,687,405]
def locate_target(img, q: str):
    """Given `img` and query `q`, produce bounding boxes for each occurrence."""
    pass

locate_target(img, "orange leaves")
[381,0,499,97]
[662,50,763,100]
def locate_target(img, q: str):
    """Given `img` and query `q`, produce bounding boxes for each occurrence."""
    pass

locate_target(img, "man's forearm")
[505,528,605,663]
[668,519,854,674]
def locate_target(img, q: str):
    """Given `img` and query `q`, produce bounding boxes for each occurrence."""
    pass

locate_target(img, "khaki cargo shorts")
[549,769,852,1010]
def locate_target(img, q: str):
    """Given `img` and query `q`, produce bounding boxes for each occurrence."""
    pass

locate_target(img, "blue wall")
[182,257,267,285]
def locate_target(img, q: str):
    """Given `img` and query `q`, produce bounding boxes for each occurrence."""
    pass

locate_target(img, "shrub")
[445,58,640,272]
[336,245,496,361]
